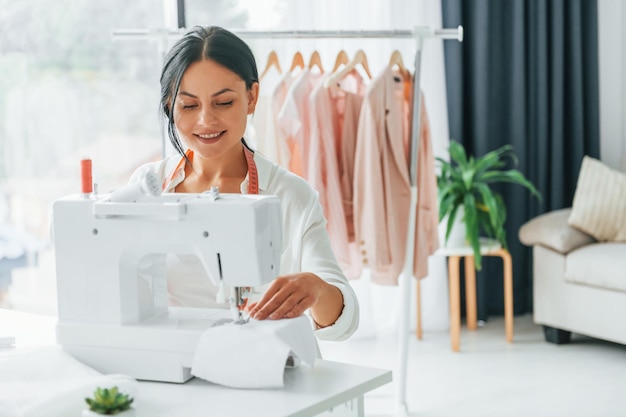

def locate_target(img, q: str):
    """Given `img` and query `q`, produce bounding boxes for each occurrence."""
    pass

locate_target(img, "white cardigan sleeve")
[304,197,359,341]
[282,178,359,341]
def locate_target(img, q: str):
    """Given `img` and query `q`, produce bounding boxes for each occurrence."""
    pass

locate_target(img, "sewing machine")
[52,183,282,383]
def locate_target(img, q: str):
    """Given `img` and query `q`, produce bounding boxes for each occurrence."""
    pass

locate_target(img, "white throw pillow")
[568,156,626,242]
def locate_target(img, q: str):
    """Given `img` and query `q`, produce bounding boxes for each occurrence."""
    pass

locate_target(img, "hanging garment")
[411,92,440,279]
[336,74,366,246]
[270,71,297,169]
[251,69,282,162]
[353,67,439,285]
[307,70,366,280]
[277,69,324,177]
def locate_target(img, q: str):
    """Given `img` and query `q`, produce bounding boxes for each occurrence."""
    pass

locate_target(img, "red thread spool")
[80,159,93,194]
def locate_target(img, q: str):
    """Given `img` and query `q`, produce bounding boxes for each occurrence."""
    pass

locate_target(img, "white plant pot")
[82,408,135,417]
[440,205,467,248]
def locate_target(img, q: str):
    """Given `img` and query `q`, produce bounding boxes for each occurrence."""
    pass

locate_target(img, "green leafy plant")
[85,386,134,415]
[437,140,541,269]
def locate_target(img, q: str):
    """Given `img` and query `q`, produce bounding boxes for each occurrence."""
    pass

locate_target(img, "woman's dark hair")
[159,26,259,157]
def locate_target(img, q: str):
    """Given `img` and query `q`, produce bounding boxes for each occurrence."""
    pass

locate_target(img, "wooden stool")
[416,239,513,351]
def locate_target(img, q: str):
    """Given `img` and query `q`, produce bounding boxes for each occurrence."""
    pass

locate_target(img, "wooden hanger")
[308,50,324,73]
[389,50,412,100]
[323,49,372,88]
[389,50,410,79]
[332,49,350,72]
[349,49,372,79]
[289,51,305,72]
[259,50,282,81]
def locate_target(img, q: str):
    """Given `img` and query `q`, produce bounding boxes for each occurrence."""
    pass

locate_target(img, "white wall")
[598,0,626,171]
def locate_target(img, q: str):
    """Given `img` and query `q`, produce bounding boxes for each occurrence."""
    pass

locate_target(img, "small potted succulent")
[83,386,135,416]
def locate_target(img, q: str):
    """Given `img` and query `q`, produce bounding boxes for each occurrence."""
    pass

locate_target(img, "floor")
[318,315,626,417]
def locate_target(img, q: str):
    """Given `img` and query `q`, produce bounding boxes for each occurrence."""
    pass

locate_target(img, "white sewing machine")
[52,181,282,383]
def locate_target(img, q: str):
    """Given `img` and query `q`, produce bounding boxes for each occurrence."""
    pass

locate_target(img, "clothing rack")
[113,25,463,417]
[112,28,462,40]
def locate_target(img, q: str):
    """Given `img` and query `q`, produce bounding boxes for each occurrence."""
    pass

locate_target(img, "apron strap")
[243,145,259,195]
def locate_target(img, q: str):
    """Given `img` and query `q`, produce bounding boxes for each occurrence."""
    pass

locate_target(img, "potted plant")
[436,140,541,269]
[83,386,135,416]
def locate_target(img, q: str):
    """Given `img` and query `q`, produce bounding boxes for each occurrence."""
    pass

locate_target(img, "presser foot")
[233,313,250,325]
[230,286,251,324]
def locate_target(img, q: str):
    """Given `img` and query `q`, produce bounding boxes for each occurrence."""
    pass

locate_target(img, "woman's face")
[173,59,258,159]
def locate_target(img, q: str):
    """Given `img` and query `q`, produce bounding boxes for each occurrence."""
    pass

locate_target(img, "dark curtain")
[441,0,600,320]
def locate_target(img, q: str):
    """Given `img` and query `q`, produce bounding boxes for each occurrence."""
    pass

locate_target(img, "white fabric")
[128,151,359,341]
[191,315,317,389]
[0,346,137,417]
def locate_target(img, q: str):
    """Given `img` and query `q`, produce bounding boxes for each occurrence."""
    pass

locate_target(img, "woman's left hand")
[247,272,343,328]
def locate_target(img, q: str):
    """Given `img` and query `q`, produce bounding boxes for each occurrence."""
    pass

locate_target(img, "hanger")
[331,49,350,72]
[389,50,412,100]
[259,50,282,81]
[323,49,372,88]
[308,50,324,73]
[289,51,305,72]
[389,50,410,80]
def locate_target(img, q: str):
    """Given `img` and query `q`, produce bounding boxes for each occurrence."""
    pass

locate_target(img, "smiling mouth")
[196,131,226,141]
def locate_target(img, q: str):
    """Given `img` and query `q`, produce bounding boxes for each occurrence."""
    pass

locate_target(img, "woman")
[128,26,358,341]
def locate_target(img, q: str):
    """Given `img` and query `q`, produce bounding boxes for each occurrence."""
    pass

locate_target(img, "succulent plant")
[85,386,134,415]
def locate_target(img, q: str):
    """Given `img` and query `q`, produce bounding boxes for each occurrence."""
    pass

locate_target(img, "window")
[0,0,256,314]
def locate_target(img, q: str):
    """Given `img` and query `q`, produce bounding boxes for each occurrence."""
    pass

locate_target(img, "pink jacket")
[353,67,439,285]
[307,73,366,280]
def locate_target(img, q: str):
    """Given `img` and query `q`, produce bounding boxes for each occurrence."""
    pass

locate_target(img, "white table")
[0,309,391,417]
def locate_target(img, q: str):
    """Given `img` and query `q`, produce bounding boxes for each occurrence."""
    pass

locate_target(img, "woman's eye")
[180,104,197,109]
[217,101,233,107]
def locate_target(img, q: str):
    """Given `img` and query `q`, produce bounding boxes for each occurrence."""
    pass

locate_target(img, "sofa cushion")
[565,242,626,293]
[519,208,596,254]
[568,156,626,242]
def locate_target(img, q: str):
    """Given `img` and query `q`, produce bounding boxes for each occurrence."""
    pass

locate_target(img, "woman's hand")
[247,272,344,328]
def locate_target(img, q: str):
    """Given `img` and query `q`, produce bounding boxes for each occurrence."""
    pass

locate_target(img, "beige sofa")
[519,208,626,345]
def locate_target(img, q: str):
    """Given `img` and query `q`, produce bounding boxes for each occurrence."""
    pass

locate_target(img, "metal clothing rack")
[113,25,463,417]
[112,28,461,39]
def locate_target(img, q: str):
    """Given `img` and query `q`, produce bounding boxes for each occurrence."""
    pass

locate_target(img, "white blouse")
[128,149,359,341]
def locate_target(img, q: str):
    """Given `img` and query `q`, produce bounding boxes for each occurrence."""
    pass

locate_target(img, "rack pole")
[395,26,462,417]
[112,28,419,40]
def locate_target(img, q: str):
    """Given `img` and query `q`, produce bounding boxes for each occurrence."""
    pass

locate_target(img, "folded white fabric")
[0,346,137,417]
[191,315,317,389]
